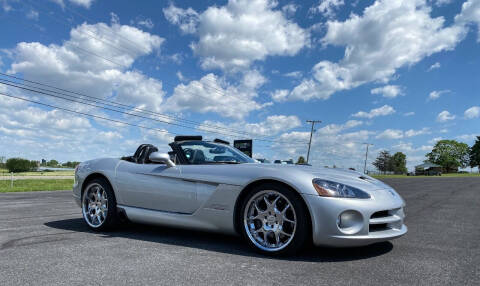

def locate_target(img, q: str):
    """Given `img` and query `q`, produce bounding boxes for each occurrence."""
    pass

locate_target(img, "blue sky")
[0,0,479,171]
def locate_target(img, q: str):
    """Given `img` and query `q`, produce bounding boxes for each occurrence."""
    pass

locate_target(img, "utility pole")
[306,120,321,164]
[363,143,374,174]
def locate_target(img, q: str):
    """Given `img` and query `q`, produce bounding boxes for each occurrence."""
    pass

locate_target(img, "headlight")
[312,179,370,199]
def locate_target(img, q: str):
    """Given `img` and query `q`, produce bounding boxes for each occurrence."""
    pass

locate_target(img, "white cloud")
[456,134,478,143]
[283,71,303,78]
[317,120,363,135]
[464,106,480,119]
[352,105,395,119]
[273,124,374,169]
[164,71,269,119]
[428,89,450,100]
[53,0,95,9]
[428,62,441,71]
[455,0,480,42]
[392,142,432,152]
[176,71,187,82]
[405,127,430,137]
[428,137,442,144]
[166,0,309,71]
[163,3,199,34]
[404,112,415,116]
[434,0,453,6]
[281,0,466,101]
[68,0,94,8]
[310,0,345,18]
[26,9,39,20]
[1,0,13,12]
[282,3,298,17]
[8,21,165,111]
[437,110,455,122]
[376,129,403,140]
[271,89,290,102]
[162,53,184,65]
[137,18,154,29]
[376,127,430,139]
[0,97,132,161]
[371,85,403,98]
[201,115,302,137]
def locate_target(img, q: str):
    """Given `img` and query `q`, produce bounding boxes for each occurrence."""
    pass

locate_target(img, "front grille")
[369,208,404,233]
[371,210,389,219]
[369,223,389,232]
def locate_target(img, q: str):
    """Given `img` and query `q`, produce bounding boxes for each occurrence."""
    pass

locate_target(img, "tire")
[81,178,119,231]
[239,182,310,255]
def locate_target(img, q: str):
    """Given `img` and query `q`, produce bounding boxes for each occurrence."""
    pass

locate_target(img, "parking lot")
[0,177,479,285]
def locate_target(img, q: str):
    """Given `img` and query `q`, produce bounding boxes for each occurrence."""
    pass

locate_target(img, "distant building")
[415,162,442,176]
[41,159,46,166]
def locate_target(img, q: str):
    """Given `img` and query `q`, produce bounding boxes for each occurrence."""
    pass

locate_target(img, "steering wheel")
[183,148,195,162]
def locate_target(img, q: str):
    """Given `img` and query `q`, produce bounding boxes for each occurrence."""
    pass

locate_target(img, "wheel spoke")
[263,196,272,209]
[283,216,295,224]
[244,190,297,251]
[280,230,292,237]
[82,184,108,228]
[274,231,280,245]
[272,195,280,208]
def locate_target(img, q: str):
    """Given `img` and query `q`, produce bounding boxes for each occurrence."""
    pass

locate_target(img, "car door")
[115,160,198,214]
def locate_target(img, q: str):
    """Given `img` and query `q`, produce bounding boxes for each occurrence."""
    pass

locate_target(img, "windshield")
[178,141,256,164]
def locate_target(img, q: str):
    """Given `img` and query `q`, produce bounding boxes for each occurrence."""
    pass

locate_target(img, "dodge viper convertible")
[73,136,407,255]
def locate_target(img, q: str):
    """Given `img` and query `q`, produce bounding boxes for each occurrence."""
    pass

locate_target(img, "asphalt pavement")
[0,177,479,285]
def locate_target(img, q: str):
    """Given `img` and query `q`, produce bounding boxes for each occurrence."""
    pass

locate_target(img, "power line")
[0,74,308,144]
[2,13,271,132]
[2,5,309,146]
[0,91,309,149]
[0,73,257,137]
[0,91,177,136]
[23,0,237,98]
[0,80,308,145]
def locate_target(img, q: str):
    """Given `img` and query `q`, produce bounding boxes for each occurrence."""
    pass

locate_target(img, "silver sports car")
[73,136,407,255]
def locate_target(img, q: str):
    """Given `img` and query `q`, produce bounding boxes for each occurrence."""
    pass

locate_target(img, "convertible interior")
[121,136,252,165]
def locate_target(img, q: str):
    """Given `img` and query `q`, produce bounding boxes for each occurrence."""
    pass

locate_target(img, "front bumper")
[303,190,407,247]
[72,179,82,208]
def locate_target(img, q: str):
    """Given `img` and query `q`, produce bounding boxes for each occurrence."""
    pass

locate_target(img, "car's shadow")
[45,218,393,262]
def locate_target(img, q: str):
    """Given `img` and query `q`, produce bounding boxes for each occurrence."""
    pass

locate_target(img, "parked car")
[73,136,407,255]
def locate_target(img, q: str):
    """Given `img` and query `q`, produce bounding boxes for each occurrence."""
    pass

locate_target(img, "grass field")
[0,179,74,193]
[372,173,480,179]
[0,168,74,176]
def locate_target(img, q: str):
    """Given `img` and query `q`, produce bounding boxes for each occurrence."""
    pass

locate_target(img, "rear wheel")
[240,183,309,255]
[81,178,118,230]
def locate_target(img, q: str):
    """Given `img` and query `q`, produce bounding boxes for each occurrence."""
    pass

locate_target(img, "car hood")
[251,164,392,191]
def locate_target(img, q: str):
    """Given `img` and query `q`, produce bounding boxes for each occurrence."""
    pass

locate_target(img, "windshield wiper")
[209,161,241,164]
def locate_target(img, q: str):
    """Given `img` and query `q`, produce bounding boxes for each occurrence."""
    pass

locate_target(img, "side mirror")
[149,152,175,167]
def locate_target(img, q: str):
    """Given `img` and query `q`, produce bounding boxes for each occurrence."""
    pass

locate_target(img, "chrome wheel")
[243,190,297,252]
[82,183,108,228]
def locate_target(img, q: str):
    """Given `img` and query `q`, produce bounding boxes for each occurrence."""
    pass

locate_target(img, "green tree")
[6,158,35,173]
[391,152,407,174]
[297,156,306,164]
[426,140,469,173]
[373,150,392,174]
[47,160,59,167]
[469,136,480,171]
[62,161,81,168]
[0,156,5,169]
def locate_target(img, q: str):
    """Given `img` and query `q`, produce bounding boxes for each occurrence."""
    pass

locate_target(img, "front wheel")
[240,183,310,255]
[81,178,118,230]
